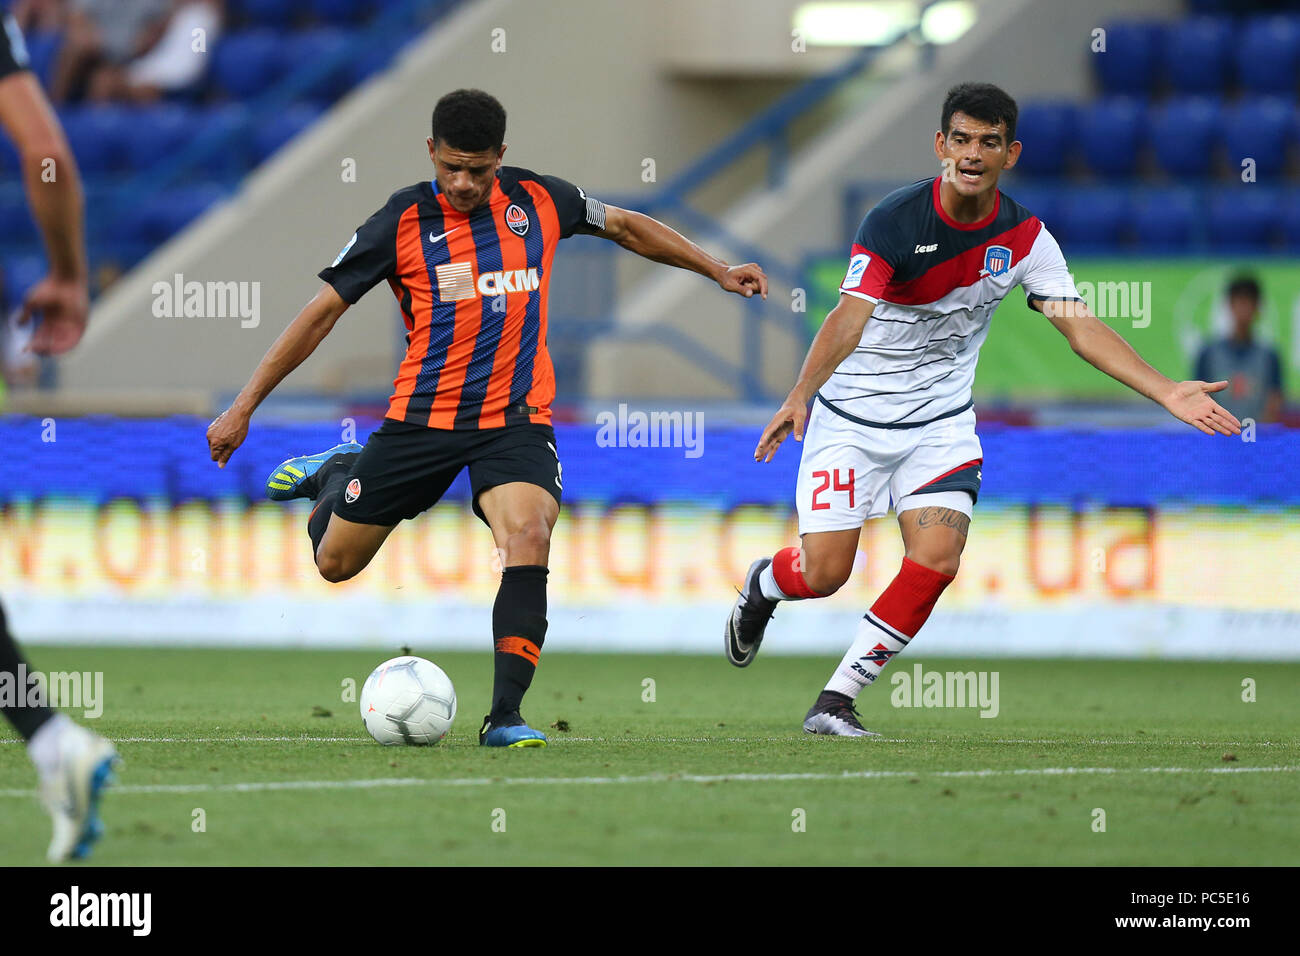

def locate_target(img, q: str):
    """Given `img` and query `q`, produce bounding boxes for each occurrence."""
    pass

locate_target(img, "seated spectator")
[87,1,225,103]
[49,0,171,103]
[1194,275,1285,424]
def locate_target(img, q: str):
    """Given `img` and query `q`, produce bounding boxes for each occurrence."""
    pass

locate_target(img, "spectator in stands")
[49,0,171,102]
[85,1,225,103]
[1193,275,1284,424]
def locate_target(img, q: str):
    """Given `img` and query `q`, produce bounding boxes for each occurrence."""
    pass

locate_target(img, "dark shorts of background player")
[333,419,562,527]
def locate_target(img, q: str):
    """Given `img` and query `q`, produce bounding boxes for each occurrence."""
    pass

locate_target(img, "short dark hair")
[1226,275,1261,303]
[431,88,506,152]
[941,82,1018,143]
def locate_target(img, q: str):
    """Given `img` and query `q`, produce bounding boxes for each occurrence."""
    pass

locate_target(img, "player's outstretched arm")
[206,283,351,467]
[0,70,89,355]
[1036,297,1242,437]
[755,293,876,462]
[597,205,767,299]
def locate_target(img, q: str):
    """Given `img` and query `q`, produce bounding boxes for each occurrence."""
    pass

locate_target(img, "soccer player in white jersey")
[725,83,1242,736]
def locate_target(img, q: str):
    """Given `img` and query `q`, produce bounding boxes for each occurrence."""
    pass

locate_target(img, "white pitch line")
[1,735,1290,746]
[0,764,1294,799]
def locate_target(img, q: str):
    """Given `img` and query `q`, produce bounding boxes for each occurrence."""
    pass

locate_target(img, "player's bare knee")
[504,520,552,564]
[803,560,853,596]
[315,549,357,583]
[907,549,961,579]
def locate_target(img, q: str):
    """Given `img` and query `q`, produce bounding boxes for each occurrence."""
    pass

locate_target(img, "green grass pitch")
[2,648,1296,865]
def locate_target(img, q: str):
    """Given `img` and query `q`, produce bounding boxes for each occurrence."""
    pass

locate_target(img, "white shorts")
[795,399,983,534]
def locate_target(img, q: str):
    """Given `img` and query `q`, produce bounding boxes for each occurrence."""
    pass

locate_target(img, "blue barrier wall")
[0,416,1291,508]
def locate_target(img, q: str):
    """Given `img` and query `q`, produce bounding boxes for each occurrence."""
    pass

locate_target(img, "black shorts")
[333,419,562,526]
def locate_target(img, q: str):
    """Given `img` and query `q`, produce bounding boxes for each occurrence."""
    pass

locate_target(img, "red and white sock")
[758,546,825,602]
[824,557,954,698]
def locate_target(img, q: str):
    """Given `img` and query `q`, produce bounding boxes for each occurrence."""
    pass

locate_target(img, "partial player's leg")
[476,481,558,748]
[0,599,119,862]
[806,492,971,735]
[806,413,982,736]
[471,426,564,748]
[726,398,891,667]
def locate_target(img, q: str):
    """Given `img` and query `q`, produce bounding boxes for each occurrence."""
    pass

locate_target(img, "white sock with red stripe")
[824,557,954,698]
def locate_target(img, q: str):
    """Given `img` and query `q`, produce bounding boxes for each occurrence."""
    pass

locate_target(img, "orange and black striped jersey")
[319,167,607,429]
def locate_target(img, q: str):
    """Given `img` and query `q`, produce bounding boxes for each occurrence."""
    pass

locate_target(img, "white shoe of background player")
[32,715,120,862]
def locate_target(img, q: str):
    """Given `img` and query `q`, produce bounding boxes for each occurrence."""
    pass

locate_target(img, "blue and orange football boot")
[479,712,548,748]
[265,442,362,501]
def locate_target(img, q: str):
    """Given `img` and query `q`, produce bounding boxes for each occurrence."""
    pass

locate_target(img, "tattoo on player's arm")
[915,507,970,538]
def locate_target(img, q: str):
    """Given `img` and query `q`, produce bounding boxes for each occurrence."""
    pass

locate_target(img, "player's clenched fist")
[718,262,768,300]
[754,391,809,463]
[207,407,250,468]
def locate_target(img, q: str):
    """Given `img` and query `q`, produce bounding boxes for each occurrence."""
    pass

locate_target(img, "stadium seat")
[1093,21,1164,95]
[1012,102,1074,176]
[283,28,353,104]
[1,255,46,311]
[1279,191,1300,251]
[22,30,62,90]
[1235,15,1300,94]
[59,105,132,174]
[1056,187,1129,252]
[187,103,255,177]
[1148,97,1222,178]
[121,105,198,173]
[1001,185,1058,231]
[1132,186,1198,252]
[1162,17,1234,94]
[212,29,286,99]
[251,103,325,163]
[1223,97,1293,179]
[1078,98,1146,176]
[310,0,376,24]
[229,0,303,29]
[0,188,38,246]
[134,183,232,244]
[0,135,18,176]
[1207,187,1282,252]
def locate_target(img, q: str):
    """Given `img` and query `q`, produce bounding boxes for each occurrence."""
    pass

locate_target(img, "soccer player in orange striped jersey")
[207,89,768,748]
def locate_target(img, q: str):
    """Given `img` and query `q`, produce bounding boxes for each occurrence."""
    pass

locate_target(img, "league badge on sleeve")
[980,244,1012,278]
[843,253,871,289]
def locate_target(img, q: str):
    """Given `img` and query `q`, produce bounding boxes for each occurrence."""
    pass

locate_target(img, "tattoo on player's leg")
[915,506,970,538]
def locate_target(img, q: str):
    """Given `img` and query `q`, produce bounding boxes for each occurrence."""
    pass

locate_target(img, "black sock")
[0,600,54,741]
[490,565,549,720]
[308,470,349,553]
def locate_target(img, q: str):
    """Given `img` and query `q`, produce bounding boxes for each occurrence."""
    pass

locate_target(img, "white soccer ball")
[359,656,457,746]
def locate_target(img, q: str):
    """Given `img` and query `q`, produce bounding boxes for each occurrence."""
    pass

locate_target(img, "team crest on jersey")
[981,244,1012,278]
[345,478,361,503]
[505,204,529,236]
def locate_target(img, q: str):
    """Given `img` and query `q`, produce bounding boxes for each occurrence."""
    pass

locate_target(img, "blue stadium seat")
[212,29,285,99]
[230,0,303,28]
[1149,97,1222,178]
[1162,17,1234,93]
[310,0,375,24]
[1280,191,1300,251]
[1001,185,1058,231]
[22,30,62,90]
[0,135,18,176]
[1132,186,1198,252]
[1057,187,1129,252]
[1079,98,1146,176]
[1012,102,1074,176]
[1093,21,1164,95]
[2,255,46,311]
[187,103,255,177]
[0,189,38,246]
[1223,97,1293,179]
[1207,187,1281,252]
[121,104,198,173]
[59,105,132,174]
[251,103,325,163]
[284,28,353,103]
[1236,15,1300,94]
[134,183,232,244]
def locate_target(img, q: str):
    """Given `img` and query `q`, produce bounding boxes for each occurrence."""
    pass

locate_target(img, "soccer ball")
[359,656,457,746]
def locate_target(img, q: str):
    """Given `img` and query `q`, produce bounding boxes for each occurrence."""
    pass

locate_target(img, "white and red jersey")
[830,176,1080,427]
